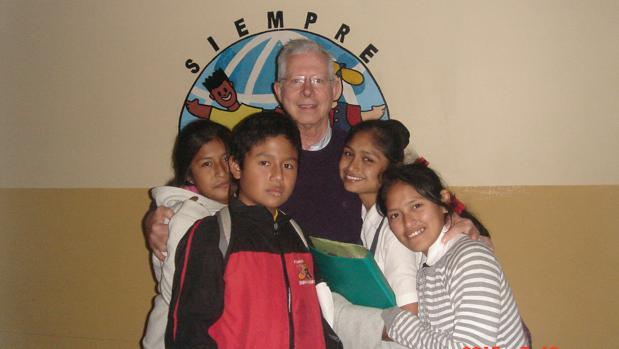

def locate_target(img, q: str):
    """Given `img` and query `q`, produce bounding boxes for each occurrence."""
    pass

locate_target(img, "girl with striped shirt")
[377,164,529,349]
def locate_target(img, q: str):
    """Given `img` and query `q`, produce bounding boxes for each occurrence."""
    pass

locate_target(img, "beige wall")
[2,1,618,348]
[2,0,618,187]
[1,187,617,348]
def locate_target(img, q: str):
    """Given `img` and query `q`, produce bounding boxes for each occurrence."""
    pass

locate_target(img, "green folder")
[310,236,396,309]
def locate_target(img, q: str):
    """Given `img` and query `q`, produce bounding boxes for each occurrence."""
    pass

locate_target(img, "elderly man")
[273,39,362,243]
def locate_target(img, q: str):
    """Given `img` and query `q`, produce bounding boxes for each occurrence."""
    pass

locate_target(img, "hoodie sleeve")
[165,217,226,349]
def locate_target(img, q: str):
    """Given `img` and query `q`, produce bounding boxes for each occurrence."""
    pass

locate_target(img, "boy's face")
[229,135,298,215]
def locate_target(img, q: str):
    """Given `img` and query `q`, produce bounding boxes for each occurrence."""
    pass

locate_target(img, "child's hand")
[143,207,173,261]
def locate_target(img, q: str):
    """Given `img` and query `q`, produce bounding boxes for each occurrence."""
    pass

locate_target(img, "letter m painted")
[268,11,284,29]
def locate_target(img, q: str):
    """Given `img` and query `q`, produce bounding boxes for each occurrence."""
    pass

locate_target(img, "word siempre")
[185,10,379,73]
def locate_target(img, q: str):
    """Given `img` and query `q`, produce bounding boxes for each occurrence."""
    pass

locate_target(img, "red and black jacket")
[165,198,335,349]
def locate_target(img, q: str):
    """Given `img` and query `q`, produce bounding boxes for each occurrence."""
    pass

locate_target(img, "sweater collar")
[421,224,465,266]
[306,124,332,151]
[229,197,290,225]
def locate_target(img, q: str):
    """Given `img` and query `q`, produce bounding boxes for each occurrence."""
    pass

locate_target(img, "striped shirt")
[382,235,528,349]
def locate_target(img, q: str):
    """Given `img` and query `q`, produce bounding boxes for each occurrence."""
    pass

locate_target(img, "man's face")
[274,52,341,128]
[209,80,238,109]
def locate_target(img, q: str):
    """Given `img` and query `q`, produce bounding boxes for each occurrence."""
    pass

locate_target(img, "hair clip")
[450,193,465,215]
[413,156,429,167]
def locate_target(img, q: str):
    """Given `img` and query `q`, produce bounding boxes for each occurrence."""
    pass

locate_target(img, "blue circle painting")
[180,29,389,131]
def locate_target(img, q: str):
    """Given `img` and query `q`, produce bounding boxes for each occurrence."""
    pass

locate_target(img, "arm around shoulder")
[144,206,174,261]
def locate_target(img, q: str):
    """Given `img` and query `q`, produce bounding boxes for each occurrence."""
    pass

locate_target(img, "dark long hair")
[171,119,231,187]
[377,163,490,237]
[344,119,410,165]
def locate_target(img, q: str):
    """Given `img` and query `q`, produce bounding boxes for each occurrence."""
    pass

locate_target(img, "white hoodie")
[142,186,225,349]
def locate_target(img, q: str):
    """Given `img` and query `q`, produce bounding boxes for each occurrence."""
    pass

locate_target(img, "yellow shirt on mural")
[210,104,262,130]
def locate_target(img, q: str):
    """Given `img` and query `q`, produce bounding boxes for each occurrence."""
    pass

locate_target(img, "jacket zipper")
[274,221,294,349]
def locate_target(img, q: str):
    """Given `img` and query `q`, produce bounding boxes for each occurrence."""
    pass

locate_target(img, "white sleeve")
[380,226,419,307]
[332,293,409,349]
[159,199,211,303]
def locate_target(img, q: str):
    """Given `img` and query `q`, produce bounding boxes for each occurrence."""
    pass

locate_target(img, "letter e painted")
[234,18,249,37]
[360,44,379,63]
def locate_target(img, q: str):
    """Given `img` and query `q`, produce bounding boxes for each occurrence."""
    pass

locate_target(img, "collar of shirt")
[361,204,381,223]
[152,185,226,215]
[306,124,332,151]
[229,197,290,226]
[360,204,382,245]
[362,204,391,252]
[422,224,464,266]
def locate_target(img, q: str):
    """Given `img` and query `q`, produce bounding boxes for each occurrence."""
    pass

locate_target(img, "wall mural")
[179,29,389,131]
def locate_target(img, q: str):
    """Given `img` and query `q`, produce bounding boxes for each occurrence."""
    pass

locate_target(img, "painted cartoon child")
[329,62,386,131]
[185,68,261,130]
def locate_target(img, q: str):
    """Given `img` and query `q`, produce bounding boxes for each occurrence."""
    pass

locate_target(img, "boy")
[165,111,338,349]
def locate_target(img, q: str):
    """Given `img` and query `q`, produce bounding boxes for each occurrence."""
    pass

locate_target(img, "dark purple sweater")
[281,128,362,244]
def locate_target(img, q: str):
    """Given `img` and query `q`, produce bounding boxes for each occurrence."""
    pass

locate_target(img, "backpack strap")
[216,206,232,257]
[289,218,308,248]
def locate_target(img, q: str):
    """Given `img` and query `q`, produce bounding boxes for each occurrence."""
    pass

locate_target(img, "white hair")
[276,39,334,81]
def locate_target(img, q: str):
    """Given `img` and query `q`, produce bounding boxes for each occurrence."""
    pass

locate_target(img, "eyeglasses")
[280,75,333,90]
